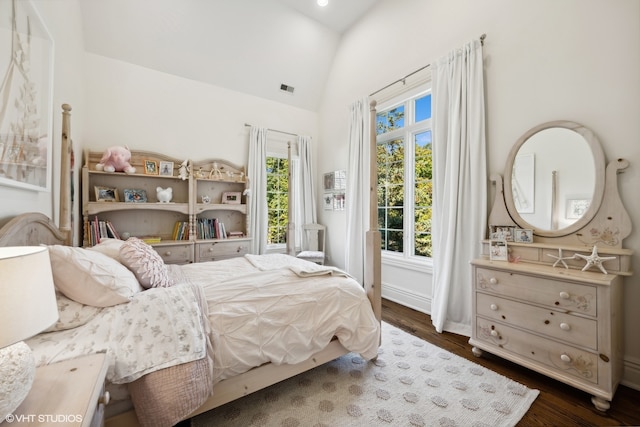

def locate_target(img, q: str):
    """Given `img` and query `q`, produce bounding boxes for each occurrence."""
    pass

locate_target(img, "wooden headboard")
[0,212,67,246]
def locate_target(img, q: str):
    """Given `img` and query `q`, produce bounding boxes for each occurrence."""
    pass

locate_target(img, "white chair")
[296,223,326,265]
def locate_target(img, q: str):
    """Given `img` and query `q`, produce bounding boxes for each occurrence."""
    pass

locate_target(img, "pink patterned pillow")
[119,238,173,289]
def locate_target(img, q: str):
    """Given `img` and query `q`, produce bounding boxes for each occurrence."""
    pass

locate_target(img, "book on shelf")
[90,216,121,245]
[141,236,162,244]
[172,221,190,241]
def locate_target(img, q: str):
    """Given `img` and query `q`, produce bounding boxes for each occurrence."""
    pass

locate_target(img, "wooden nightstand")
[7,353,109,427]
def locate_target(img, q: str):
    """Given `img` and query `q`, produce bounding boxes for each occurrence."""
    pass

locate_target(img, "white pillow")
[48,245,143,307]
[45,292,103,332]
[119,238,173,289]
[88,238,125,260]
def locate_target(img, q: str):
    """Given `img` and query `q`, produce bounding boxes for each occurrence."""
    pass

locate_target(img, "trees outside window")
[376,87,433,259]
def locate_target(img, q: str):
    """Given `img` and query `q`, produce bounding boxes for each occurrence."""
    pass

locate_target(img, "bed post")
[59,104,73,245]
[365,100,382,324]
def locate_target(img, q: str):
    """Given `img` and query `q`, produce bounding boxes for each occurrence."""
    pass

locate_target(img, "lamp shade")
[0,246,58,348]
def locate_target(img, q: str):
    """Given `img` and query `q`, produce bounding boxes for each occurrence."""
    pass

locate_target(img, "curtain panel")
[431,38,487,335]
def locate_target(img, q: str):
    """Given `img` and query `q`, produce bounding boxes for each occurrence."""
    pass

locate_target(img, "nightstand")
[7,353,109,427]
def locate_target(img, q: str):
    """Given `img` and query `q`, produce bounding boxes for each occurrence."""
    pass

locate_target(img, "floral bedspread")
[27,283,209,384]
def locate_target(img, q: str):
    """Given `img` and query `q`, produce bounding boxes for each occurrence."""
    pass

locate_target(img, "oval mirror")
[504,121,605,237]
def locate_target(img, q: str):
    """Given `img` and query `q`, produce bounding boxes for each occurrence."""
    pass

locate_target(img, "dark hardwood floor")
[382,298,640,426]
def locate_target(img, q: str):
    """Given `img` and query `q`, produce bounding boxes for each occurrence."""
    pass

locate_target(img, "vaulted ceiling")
[79,0,381,112]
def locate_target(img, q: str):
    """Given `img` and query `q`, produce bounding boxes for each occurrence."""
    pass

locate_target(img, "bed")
[0,105,382,427]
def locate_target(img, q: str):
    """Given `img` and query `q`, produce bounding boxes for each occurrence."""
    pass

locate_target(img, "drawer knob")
[490,304,498,311]
[209,247,214,252]
[99,391,111,405]
[560,354,571,363]
[560,322,571,331]
[559,291,570,299]
[489,277,498,285]
[490,330,498,337]
[164,251,172,256]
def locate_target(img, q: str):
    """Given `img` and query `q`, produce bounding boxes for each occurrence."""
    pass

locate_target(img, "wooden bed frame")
[0,104,382,427]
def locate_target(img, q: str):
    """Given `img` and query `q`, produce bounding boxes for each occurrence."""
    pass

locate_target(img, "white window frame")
[376,83,433,270]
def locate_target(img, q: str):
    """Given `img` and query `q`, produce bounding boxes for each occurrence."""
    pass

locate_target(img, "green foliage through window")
[266,157,288,245]
[376,91,433,258]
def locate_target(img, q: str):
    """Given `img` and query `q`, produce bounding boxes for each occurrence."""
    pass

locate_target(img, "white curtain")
[345,97,369,284]
[295,136,316,249]
[248,127,268,254]
[431,39,487,335]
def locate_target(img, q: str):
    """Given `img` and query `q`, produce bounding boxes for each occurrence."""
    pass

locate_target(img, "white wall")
[83,54,318,167]
[318,0,640,388]
[0,0,85,230]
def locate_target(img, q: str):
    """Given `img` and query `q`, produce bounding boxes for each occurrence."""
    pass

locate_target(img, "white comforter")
[174,254,380,384]
[27,254,380,387]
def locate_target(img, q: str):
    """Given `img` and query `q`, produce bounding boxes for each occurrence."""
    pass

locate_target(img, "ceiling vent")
[280,83,295,94]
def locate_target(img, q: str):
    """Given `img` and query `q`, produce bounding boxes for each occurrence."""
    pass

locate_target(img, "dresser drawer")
[474,317,599,384]
[153,243,193,264]
[475,267,597,317]
[476,293,597,349]
[197,240,250,262]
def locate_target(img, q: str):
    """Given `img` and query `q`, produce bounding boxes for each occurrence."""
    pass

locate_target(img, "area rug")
[192,322,539,427]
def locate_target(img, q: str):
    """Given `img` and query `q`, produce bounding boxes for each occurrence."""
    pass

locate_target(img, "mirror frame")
[504,120,606,237]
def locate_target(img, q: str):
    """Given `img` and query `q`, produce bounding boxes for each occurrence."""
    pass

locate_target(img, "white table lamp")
[0,246,58,420]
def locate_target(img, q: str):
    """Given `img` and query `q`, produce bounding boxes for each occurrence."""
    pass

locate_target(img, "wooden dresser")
[473,121,633,411]
[469,258,624,410]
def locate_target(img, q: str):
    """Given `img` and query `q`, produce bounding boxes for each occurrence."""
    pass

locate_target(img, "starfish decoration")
[547,248,574,269]
[574,246,617,274]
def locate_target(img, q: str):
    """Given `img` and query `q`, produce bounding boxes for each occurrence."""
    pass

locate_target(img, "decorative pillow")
[48,245,143,307]
[88,238,125,260]
[44,292,103,332]
[119,238,173,289]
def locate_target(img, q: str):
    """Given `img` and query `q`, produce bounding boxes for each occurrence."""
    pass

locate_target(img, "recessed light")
[317,0,328,7]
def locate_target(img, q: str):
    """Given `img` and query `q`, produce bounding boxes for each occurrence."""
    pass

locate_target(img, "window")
[376,86,432,259]
[266,156,289,245]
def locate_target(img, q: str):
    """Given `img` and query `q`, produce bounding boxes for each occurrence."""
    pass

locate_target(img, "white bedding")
[27,254,380,388]
[174,254,380,384]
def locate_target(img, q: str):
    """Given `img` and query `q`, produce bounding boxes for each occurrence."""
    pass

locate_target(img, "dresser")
[475,120,633,411]
[469,258,623,411]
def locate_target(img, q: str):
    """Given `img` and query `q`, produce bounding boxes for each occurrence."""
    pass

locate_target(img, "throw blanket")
[28,283,213,427]
[245,253,354,278]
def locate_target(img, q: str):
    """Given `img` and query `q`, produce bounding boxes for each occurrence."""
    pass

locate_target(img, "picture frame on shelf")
[95,186,119,202]
[144,160,158,175]
[489,240,508,261]
[221,191,241,204]
[489,225,515,242]
[514,228,533,243]
[123,188,147,203]
[159,161,174,177]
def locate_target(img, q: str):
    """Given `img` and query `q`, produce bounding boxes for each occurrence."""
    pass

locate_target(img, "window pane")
[266,156,289,245]
[376,106,405,135]
[415,94,432,122]
[414,232,432,257]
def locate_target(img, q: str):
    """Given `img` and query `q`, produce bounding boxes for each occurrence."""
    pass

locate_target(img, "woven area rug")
[192,322,539,427]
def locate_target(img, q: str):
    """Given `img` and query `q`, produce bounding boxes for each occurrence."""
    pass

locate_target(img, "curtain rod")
[369,33,486,97]
[244,123,298,137]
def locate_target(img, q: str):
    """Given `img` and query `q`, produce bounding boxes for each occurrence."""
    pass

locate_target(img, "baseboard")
[381,282,431,315]
[621,355,640,391]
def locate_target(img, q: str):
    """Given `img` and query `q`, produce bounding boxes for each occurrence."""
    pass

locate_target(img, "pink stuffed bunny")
[95,146,136,174]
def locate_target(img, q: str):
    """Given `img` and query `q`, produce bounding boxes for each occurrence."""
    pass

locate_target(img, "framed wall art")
[0,0,54,191]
